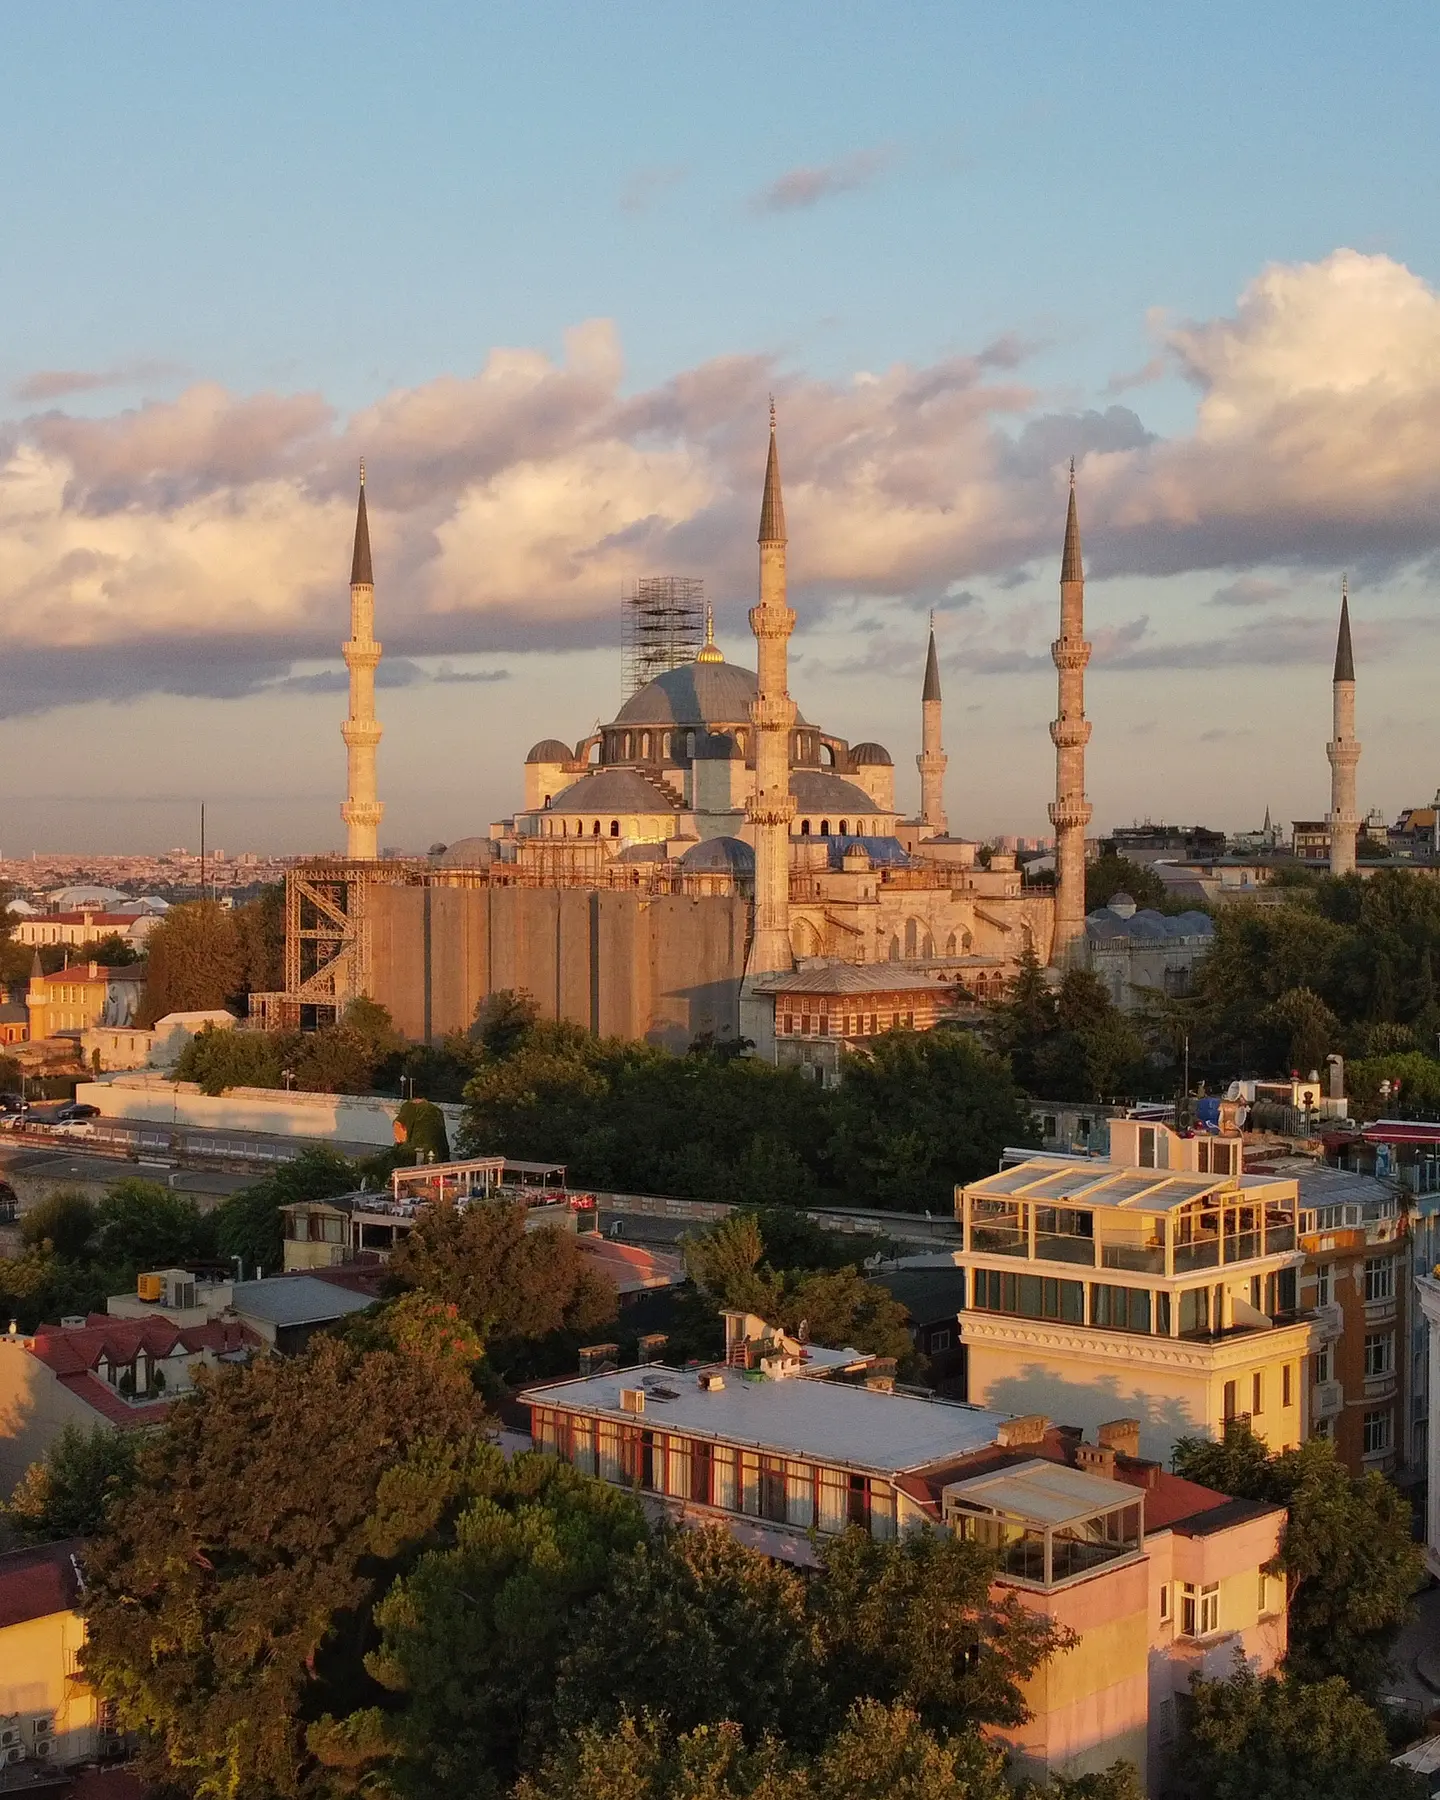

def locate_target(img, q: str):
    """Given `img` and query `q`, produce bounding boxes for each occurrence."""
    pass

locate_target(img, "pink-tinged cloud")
[749,146,895,214]
[13,360,182,403]
[0,248,1437,718]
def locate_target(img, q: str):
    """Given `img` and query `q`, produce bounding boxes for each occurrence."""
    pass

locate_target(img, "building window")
[1315,1342,1333,1383]
[1159,1582,1171,1623]
[1138,1125,1157,1168]
[1363,1410,1392,1456]
[930,1327,952,1352]
[801,1014,812,1036]
[1315,1263,1332,1305]
[1283,1363,1293,1409]
[1223,1380,1237,1422]
[1180,1582,1219,1638]
[1089,1283,1152,1334]
[1259,1571,1279,1618]
[1312,1416,1334,1441]
[783,1014,795,1035]
[1042,1115,1058,1139]
[1364,1333,1395,1378]
[1252,1371,1263,1416]
[1364,1257,1395,1302]
[974,1268,1084,1323]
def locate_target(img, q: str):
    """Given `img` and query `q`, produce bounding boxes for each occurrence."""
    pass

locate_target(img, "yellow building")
[0,1537,118,1771]
[25,959,146,1042]
[954,1119,1314,1462]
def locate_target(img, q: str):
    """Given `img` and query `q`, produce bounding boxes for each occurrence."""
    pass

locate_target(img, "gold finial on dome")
[696,602,724,663]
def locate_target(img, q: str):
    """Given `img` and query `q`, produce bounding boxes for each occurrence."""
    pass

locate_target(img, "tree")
[175,1024,291,1094]
[395,1096,450,1161]
[81,1296,489,1799]
[138,899,245,1025]
[1184,1666,1425,1800]
[19,1189,96,1259]
[209,1146,359,1279]
[474,989,541,1060]
[828,1028,1037,1209]
[1086,855,1166,914]
[310,1450,650,1799]
[554,1524,826,1750]
[1262,987,1341,1076]
[6,1421,138,1536]
[389,1198,618,1350]
[92,1178,211,1268]
[1173,1422,1423,1692]
[234,885,285,995]
[810,1527,1071,1737]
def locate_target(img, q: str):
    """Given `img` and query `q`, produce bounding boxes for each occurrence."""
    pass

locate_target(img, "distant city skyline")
[1,3,1437,853]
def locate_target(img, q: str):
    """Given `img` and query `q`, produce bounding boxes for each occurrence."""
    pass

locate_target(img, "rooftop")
[945,1457,1138,1527]
[230,1275,377,1328]
[755,963,957,996]
[965,1157,1288,1213]
[528,1361,1011,1476]
[0,1538,84,1630]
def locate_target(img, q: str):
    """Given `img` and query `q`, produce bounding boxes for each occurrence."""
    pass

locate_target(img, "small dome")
[850,742,893,767]
[526,738,574,765]
[693,731,743,761]
[617,843,669,865]
[1107,891,1138,920]
[680,836,755,874]
[438,837,498,868]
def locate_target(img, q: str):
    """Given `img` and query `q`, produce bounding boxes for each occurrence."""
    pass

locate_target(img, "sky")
[1,2,1438,856]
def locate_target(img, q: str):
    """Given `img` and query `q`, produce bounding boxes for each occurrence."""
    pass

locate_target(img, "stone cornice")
[960,1312,1315,1372]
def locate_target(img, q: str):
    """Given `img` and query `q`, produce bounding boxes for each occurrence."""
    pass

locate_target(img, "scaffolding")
[621,576,705,697]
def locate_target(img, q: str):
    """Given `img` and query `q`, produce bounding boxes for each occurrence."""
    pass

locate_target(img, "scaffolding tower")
[621,576,705,697]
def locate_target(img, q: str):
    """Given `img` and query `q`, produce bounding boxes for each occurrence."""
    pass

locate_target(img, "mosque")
[256,416,1090,1057]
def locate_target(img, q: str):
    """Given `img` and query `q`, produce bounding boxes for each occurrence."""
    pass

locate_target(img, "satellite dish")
[796,1319,809,1341]
[864,1251,882,1270]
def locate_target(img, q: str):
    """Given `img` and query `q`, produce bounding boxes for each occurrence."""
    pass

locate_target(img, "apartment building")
[523,1312,1286,1795]
[0,1539,124,1775]
[953,1119,1313,1461]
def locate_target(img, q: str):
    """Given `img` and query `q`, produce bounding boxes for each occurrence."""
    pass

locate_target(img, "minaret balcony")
[747,605,796,638]
[1049,719,1092,750]
[341,800,384,828]
[343,641,383,667]
[1051,639,1092,671]
[342,720,383,748]
[749,696,798,731]
[1049,798,1093,830]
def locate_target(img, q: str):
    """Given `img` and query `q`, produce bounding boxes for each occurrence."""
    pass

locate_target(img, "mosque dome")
[680,836,755,874]
[438,837,499,868]
[1107,891,1138,920]
[526,738,573,765]
[850,741,893,766]
[548,768,681,814]
[790,770,881,813]
[615,657,808,729]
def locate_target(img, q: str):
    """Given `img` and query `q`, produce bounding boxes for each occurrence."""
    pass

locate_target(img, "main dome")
[614,657,807,729]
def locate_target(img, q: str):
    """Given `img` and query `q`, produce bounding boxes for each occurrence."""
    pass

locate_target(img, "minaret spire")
[1327,577,1360,876]
[740,405,798,1056]
[917,615,947,834]
[341,463,383,860]
[1049,467,1093,966]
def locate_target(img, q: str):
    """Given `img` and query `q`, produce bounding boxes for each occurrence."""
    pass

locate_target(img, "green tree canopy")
[6,1420,138,1536]
[137,899,246,1026]
[19,1188,96,1259]
[1173,1422,1423,1692]
[395,1096,451,1161]
[1086,855,1167,913]
[175,1023,291,1093]
[92,1178,212,1268]
[1184,1667,1425,1800]
[209,1146,360,1279]
[81,1295,490,1799]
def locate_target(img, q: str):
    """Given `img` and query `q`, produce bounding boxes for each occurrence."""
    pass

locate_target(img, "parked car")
[0,1095,26,1115]
[53,1102,100,1122]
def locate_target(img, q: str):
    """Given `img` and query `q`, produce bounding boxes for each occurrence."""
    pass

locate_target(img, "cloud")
[2,248,1440,718]
[619,164,686,215]
[1104,356,1167,397]
[1209,576,1288,607]
[749,147,895,214]
[14,360,181,403]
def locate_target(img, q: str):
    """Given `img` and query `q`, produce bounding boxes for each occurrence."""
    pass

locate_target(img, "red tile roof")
[25,1315,259,1427]
[0,1537,83,1629]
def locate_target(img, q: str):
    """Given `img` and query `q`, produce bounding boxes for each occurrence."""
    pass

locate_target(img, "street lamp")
[282,1069,295,1092]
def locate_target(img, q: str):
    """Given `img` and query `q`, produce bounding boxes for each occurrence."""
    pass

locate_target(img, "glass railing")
[1173,1239,1220,1273]
[1034,1234,1096,1266]
[1265,1223,1296,1253]
[1100,1243,1166,1273]
[970,1226,1029,1256]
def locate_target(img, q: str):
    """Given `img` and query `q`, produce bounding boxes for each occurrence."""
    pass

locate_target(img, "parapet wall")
[367,883,749,1050]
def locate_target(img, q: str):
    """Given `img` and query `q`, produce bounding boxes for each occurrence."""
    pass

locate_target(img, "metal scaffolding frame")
[621,576,705,697]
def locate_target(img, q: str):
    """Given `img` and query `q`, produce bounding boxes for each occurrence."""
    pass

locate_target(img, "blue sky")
[1,3,1437,854]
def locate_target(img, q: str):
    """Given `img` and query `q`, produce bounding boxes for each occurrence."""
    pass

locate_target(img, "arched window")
[905,918,918,958]
[839,820,848,836]
[800,819,811,836]
[820,741,834,767]
[945,932,957,955]
[820,819,830,837]
[963,930,973,953]
[662,732,672,759]
[623,733,633,759]
[889,935,901,962]
[921,932,935,959]
[592,820,601,837]
[686,731,696,758]
[736,730,746,755]
[610,819,620,837]
[641,732,651,758]
[543,794,551,808]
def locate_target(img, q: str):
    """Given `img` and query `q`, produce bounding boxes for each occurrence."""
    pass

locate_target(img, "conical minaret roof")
[922,625,942,703]
[1333,581,1355,683]
[1061,464,1083,583]
[758,406,786,545]
[350,465,373,587]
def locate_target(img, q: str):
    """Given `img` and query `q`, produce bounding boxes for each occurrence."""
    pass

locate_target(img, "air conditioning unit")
[619,1388,645,1415]
[0,1727,18,1748]
[30,1718,52,1737]
[33,1739,53,1759]
[4,1746,26,1766]
[136,1272,166,1302]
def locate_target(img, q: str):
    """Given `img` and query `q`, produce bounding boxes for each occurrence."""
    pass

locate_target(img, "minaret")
[1327,578,1360,877]
[341,463,384,860]
[740,406,797,1049]
[1048,464,1092,966]
[917,613,948,834]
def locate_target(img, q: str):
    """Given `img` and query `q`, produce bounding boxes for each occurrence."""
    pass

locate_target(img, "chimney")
[996,1414,1049,1447]
[1074,1441,1117,1478]
[864,1357,898,1393]
[1098,1418,1141,1459]
[637,1333,668,1365]
[579,1342,619,1377]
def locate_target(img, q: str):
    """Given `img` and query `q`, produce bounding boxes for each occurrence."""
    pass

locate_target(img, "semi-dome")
[548,768,681,814]
[850,741,893,766]
[790,770,883,813]
[680,836,755,874]
[526,738,573,765]
[615,657,807,729]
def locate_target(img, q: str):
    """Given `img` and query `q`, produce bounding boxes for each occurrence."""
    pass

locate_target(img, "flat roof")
[230,1275,376,1328]
[943,1457,1139,1526]
[964,1158,1290,1213]
[527,1363,1010,1477]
